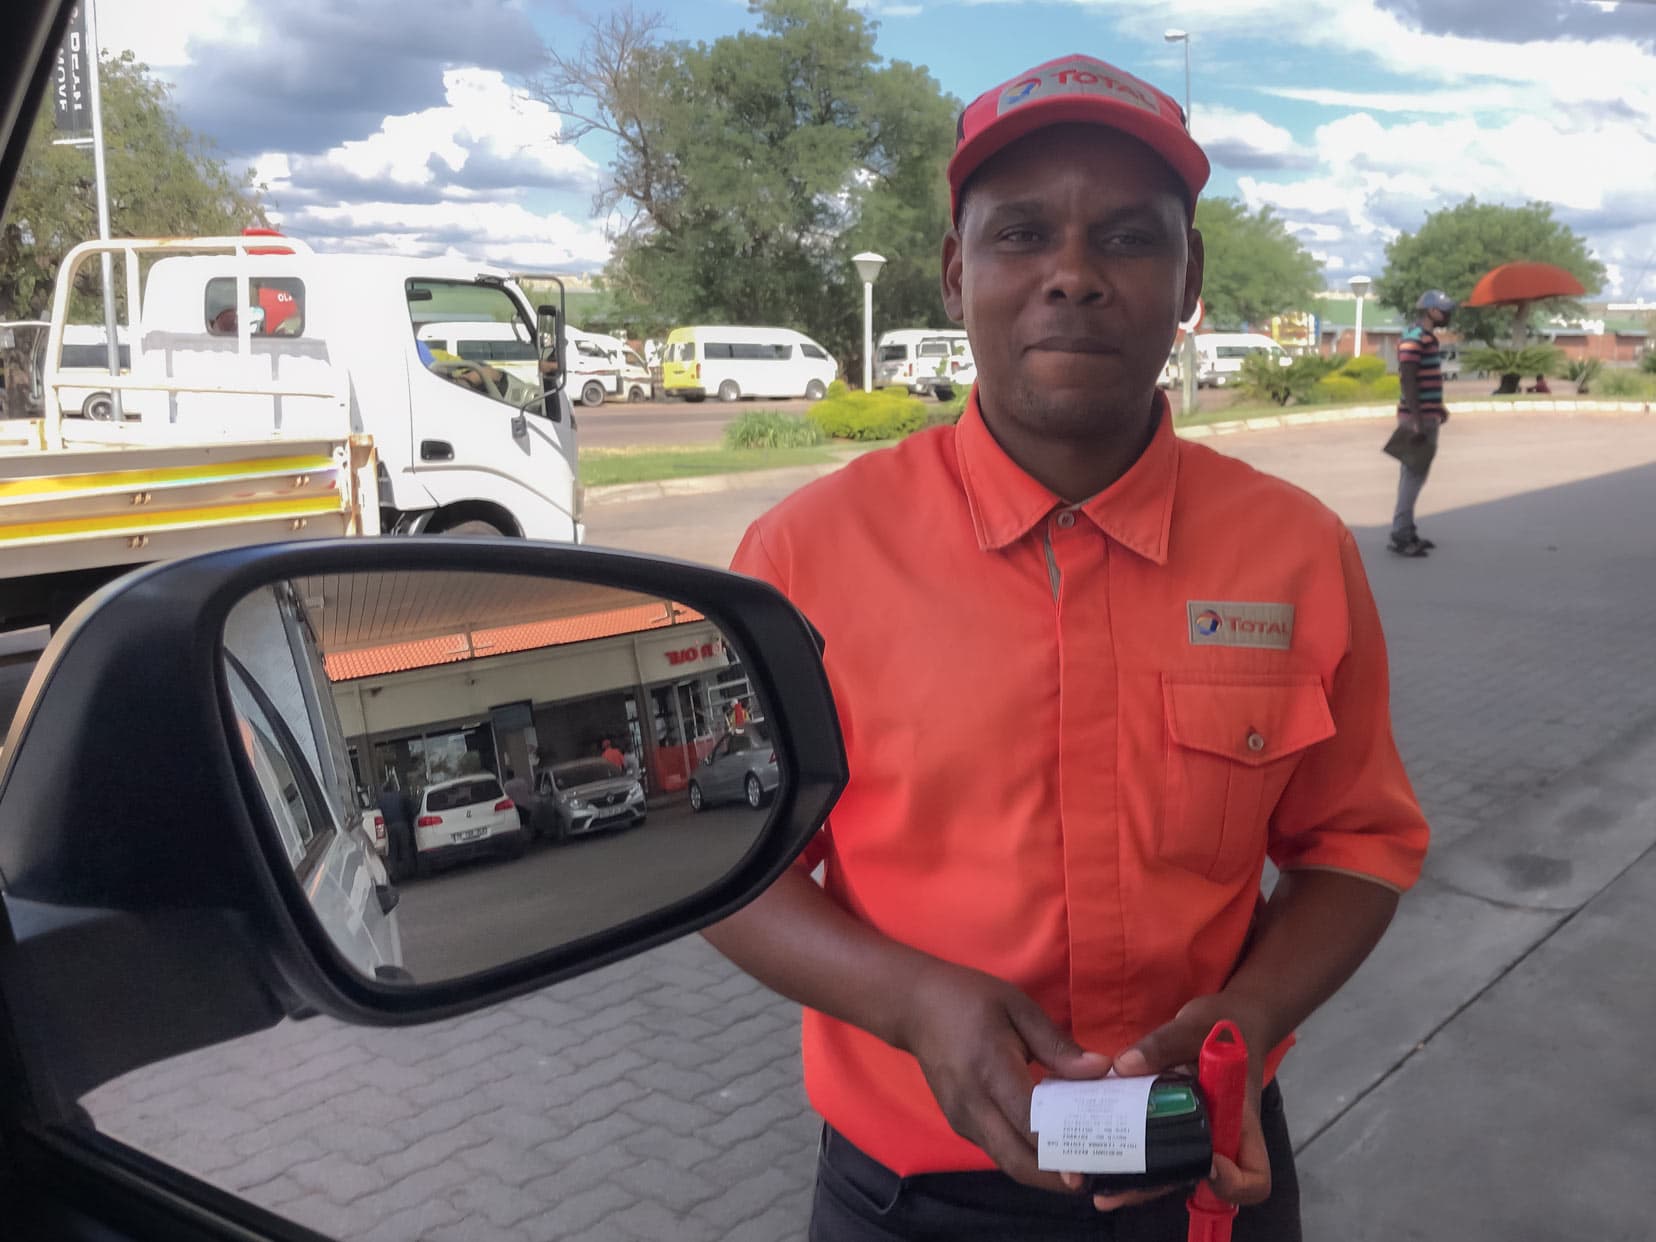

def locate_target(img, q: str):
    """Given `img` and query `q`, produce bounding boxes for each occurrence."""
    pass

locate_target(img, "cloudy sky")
[94,0,1656,299]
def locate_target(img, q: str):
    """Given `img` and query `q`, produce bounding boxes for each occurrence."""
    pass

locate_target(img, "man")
[600,738,626,772]
[501,766,533,830]
[376,778,416,881]
[1390,290,1457,558]
[704,53,1429,1241]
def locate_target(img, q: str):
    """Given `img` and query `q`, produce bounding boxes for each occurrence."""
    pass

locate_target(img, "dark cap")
[947,54,1210,220]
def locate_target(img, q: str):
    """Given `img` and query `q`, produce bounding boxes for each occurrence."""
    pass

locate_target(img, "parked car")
[1190,332,1291,388]
[535,758,647,840]
[876,328,970,395]
[690,720,781,812]
[661,324,837,402]
[413,774,527,872]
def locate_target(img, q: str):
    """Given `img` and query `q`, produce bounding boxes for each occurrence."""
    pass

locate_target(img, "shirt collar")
[954,388,1178,565]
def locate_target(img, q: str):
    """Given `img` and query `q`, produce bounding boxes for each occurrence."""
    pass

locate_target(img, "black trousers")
[809,1081,1301,1242]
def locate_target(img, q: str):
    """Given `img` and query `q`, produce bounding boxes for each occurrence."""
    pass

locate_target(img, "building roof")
[324,602,705,682]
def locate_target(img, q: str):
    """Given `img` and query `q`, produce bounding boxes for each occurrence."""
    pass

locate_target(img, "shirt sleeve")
[1267,527,1430,891]
[730,520,834,875]
[1396,329,1422,366]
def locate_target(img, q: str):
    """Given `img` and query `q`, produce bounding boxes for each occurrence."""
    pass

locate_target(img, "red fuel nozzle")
[1187,1020,1249,1242]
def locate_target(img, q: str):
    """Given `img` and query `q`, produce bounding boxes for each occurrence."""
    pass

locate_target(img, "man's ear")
[941,228,965,324]
[1182,226,1205,325]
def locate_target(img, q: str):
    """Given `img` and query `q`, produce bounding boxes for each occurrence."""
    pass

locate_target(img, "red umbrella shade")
[1463,262,1586,308]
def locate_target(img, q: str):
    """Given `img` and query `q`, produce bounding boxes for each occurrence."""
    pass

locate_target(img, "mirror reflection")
[221,570,776,985]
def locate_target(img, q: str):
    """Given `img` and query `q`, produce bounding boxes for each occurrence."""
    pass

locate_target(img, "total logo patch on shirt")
[1187,601,1296,651]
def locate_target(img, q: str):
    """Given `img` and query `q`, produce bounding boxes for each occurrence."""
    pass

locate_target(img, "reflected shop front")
[329,601,754,806]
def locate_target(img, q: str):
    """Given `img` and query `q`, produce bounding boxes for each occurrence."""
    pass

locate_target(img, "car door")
[702,732,736,801]
[405,277,578,540]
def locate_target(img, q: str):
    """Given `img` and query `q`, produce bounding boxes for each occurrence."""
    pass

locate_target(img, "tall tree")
[1194,198,1322,330]
[528,0,957,372]
[1376,198,1605,345]
[0,51,267,320]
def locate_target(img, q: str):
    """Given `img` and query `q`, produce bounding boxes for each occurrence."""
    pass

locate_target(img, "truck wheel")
[804,380,827,401]
[682,393,706,404]
[82,392,114,420]
[718,380,741,402]
[628,385,648,403]
[581,381,607,407]
[933,386,954,402]
[435,518,506,537]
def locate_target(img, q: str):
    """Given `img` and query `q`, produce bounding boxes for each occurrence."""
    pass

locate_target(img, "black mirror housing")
[0,539,845,1117]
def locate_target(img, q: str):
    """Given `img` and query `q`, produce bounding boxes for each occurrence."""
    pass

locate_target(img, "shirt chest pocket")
[1160,674,1336,882]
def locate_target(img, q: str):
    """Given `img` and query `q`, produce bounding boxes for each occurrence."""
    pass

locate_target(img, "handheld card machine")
[1088,1074,1212,1195]
[1031,1071,1212,1194]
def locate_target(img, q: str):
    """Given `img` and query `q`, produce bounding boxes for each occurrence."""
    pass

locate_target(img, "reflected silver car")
[689,721,779,812]
[537,759,647,842]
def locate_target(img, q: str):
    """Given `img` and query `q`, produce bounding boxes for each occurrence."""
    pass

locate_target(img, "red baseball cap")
[947,54,1210,220]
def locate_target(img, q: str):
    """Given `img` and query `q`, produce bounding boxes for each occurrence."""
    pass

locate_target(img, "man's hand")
[894,960,1109,1192]
[1404,414,1425,440]
[1091,993,1275,1213]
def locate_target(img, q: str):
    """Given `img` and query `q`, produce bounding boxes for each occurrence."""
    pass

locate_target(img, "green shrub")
[1237,352,1322,406]
[1462,344,1566,382]
[1310,375,1363,404]
[825,379,852,399]
[1596,368,1653,398]
[1296,353,1347,382]
[808,387,927,441]
[1368,374,1401,401]
[722,409,828,449]
[1337,355,1386,383]
[1641,351,1656,375]
[1565,358,1603,394]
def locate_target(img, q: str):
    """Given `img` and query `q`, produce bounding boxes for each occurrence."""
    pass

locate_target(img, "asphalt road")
[395,801,770,982]
[575,397,813,449]
[573,377,1509,449]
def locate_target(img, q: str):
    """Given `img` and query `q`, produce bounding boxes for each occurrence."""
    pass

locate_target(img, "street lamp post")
[1350,275,1372,359]
[1164,29,1196,417]
[852,252,886,393]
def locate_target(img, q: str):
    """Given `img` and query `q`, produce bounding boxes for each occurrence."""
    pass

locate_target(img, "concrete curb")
[1175,397,1655,439]
[586,400,1656,500]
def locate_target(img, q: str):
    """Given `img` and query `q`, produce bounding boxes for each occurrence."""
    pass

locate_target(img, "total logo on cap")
[948,53,1210,220]
[997,57,1163,119]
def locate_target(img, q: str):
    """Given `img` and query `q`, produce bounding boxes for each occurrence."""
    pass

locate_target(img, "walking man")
[1390,289,1457,558]
[706,52,1429,1241]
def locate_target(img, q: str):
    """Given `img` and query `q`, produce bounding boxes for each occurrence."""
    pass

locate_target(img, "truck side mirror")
[538,304,565,396]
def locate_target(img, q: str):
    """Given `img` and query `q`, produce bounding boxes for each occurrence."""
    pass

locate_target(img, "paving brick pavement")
[83,413,1656,1239]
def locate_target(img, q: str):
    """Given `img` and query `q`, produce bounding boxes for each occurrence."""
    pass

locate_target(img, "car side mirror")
[0,540,845,1090]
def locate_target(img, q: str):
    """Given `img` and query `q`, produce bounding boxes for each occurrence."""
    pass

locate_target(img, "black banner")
[53,4,91,138]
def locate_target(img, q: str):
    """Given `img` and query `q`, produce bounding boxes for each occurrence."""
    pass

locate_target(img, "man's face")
[942,125,1202,440]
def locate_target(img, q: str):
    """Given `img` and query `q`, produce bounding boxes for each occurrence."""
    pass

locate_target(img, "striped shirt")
[1396,324,1447,421]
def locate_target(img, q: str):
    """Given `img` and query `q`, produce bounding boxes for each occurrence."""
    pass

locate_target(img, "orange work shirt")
[730,392,1430,1176]
[602,747,625,771]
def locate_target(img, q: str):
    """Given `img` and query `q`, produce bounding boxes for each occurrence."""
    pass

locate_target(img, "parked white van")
[661,325,837,402]
[876,329,970,396]
[566,327,654,405]
[1191,333,1290,388]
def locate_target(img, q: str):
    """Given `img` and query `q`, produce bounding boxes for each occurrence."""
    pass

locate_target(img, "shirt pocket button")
[1246,731,1266,753]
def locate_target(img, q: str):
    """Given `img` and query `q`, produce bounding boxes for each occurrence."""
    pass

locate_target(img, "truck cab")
[120,245,581,541]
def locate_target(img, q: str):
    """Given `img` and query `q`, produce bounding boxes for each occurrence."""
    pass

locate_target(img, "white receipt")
[1031,1073,1157,1173]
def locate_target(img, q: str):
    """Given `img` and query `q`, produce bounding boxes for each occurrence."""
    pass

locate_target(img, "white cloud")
[275,200,615,270]
[1189,105,1310,170]
[255,69,596,198]
[96,0,254,67]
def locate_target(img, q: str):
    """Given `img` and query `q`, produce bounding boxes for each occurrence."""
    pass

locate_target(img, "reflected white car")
[414,775,527,872]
